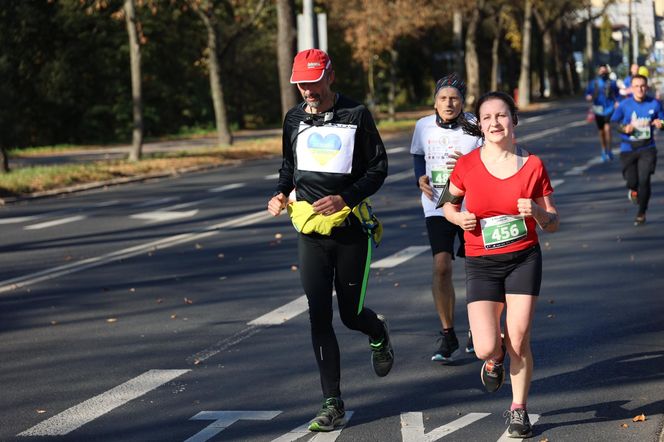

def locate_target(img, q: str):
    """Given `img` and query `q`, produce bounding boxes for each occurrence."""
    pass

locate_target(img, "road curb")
[0,163,226,206]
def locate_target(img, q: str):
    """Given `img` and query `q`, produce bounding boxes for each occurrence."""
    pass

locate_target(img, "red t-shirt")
[450,148,554,256]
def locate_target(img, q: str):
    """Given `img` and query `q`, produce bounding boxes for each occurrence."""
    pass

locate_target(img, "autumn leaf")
[620,423,629,428]
[170,314,177,319]
[106,318,118,323]
[632,413,646,422]
[394,282,400,287]
[36,409,47,414]
[184,297,193,304]
[274,233,283,239]
[291,265,298,271]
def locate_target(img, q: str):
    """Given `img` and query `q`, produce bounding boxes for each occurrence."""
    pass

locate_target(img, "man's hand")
[418,175,434,201]
[652,119,663,129]
[585,94,592,102]
[622,124,634,134]
[267,193,287,216]
[312,195,346,216]
[446,150,463,169]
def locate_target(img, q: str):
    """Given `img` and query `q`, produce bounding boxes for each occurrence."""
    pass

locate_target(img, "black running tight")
[298,223,384,398]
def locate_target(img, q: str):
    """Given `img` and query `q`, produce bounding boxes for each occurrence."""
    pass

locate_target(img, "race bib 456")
[480,215,527,250]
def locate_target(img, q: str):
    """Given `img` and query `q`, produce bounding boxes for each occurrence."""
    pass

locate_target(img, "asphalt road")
[1,99,662,442]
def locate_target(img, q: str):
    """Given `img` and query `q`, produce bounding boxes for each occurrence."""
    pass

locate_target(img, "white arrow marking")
[130,209,199,223]
[271,411,354,442]
[401,412,490,441]
[496,414,539,441]
[24,215,86,230]
[18,369,189,436]
[185,410,281,442]
[371,246,430,268]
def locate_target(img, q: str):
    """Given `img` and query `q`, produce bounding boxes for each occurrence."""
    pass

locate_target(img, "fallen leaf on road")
[275,233,283,239]
[394,282,400,287]
[291,265,298,271]
[195,243,203,249]
[170,314,177,319]
[129,287,136,292]
[217,253,225,259]
[184,297,193,304]
[547,314,555,319]
[193,359,201,365]
[156,298,163,303]
[50,320,58,325]
[538,438,548,442]
[106,318,118,323]
[632,413,646,422]
[620,423,629,428]
[36,409,46,414]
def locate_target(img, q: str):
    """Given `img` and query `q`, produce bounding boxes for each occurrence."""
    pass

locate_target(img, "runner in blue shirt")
[610,74,662,226]
[585,65,620,162]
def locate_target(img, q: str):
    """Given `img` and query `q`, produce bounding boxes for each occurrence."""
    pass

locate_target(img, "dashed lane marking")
[248,294,309,326]
[24,215,87,230]
[371,245,430,268]
[0,210,271,294]
[18,369,190,436]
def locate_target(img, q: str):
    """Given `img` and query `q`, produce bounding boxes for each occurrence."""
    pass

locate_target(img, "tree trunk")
[124,0,143,162]
[0,146,8,173]
[518,0,533,108]
[490,15,503,91]
[387,48,398,122]
[584,6,593,82]
[453,11,464,76]
[533,7,552,98]
[366,53,377,120]
[465,6,481,110]
[194,5,233,146]
[276,0,298,119]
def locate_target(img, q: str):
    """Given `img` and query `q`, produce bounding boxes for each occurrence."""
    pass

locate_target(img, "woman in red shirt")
[442,91,559,438]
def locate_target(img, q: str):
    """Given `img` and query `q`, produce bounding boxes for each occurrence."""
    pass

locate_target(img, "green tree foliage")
[599,14,613,53]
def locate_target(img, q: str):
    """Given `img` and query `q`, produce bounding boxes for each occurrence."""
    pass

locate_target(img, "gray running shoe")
[308,397,345,432]
[370,314,394,377]
[505,408,533,438]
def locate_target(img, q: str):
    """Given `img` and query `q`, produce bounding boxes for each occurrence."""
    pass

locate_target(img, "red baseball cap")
[290,49,332,84]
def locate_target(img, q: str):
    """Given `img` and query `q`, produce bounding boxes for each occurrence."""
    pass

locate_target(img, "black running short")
[594,113,611,129]
[465,244,542,303]
[425,216,465,258]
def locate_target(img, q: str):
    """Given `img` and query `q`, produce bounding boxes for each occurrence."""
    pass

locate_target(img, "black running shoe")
[370,314,394,377]
[465,330,475,354]
[431,330,459,361]
[481,358,505,393]
[505,408,533,438]
[308,397,345,432]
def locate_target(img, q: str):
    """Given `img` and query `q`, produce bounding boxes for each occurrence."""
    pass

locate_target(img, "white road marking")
[187,325,263,364]
[386,169,415,184]
[0,210,272,294]
[564,154,605,176]
[401,412,490,441]
[371,246,430,268]
[265,173,280,180]
[551,179,564,188]
[387,146,408,154]
[271,411,354,442]
[185,411,281,442]
[248,295,308,325]
[24,215,86,230]
[132,196,180,207]
[208,183,245,193]
[130,209,199,223]
[17,369,189,436]
[496,414,539,441]
[521,115,546,123]
[517,119,586,143]
[0,215,42,225]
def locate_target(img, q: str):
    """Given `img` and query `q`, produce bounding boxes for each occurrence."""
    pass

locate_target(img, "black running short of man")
[425,216,465,258]
[594,113,612,129]
[465,244,542,303]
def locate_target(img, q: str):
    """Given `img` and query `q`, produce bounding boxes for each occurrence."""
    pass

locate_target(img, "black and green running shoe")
[370,314,394,377]
[308,397,345,432]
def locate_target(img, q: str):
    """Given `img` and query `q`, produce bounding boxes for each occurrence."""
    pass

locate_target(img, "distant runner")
[585,64,620,162]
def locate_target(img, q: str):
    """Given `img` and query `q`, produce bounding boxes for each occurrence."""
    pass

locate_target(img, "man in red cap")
[267,48,392,432]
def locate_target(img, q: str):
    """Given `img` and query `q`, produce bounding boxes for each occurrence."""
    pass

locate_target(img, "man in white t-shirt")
[410,73,481,362]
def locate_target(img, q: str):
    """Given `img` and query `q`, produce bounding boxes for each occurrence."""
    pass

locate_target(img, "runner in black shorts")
[443,91,559,438]
[410,73,481,362]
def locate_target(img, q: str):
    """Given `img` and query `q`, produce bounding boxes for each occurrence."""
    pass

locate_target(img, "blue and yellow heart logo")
[307,132,342,165]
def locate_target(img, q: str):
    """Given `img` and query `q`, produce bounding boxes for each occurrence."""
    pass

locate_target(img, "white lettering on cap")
[307,62,322,68]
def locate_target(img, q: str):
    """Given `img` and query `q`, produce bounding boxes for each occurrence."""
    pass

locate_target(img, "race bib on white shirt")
[629,111,652,140]
[296,122,357,174]
[410,114,481,217]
